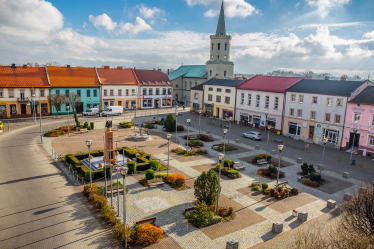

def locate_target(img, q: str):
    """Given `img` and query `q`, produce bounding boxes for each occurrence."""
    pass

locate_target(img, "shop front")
[314,123,342,146]
[238,111,249,125]
[253,115,261,128]
[204,103,214,117]
[222,109,233,119]
[0,102,7,118]
[192,100,200,112]
[288,122,302,136]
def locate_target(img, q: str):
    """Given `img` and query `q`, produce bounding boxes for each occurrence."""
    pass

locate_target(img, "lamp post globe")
[85,140,93,189]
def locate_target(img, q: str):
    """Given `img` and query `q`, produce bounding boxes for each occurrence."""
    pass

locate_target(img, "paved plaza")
[45,119,363,249]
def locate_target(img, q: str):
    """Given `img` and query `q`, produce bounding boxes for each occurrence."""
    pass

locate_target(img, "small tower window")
[217,55,219,60]
[224,71,226,77]
[210,70,212,76]
[212,43,214,50]
[218,43,220,50]
[225,43,227,50]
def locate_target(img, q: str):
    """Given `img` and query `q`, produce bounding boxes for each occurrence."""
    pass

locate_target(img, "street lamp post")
[349,129,358,164]
[32,88,36,124]
[198,109,202,138]
[187,119,190,150]
[90,96,92,110]
[223,129,228,156]
[85,140,93,189]
[103,136,107,198]
[227,117,232,146]
[66,105,70,135]
[265,124,271,161]
[175,109,178,143]
[276,145,284,190]
[120,166,128,249]
[320,138,328,176]
[216,153,224,214]
[167,134,172,176]
[39,94,42,144]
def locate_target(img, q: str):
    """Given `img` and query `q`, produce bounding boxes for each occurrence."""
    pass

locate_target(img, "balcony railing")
[17,97,29,102]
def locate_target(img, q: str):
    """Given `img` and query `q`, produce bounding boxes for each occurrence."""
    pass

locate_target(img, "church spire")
[215,0,226,36]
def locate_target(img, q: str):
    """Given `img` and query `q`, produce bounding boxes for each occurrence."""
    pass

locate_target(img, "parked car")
[102,106,123,116]
[242,131,263,140]
[82,108,100,116]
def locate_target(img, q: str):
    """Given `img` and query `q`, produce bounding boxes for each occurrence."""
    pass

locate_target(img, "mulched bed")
[130,236,183,249]
[243,156,292,168]
[213,144,250,155]
[170,153,212,162]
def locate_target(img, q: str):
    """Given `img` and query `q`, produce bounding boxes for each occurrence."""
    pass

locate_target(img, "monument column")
[105,128,114,163]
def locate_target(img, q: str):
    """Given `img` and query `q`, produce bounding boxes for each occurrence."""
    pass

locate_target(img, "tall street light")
[85,140,93,189]
[227,117,232,146]
[66,105,70,135]
[223,129,228,156]
[265,124,271,161]
[32,88,36,124]
[175,109,178,143]
[133,104,137,130]
[349,129,358,164]
[216,153,224,214]
[198,109,202,138]
[120,166,128,249]
[167,134,172,176]
[187,119,190,150]
[276,144,284,190]
[320,138,328,176]
[39,94,43,144]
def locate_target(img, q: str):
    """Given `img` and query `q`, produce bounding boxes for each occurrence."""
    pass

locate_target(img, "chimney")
[23,64,27,68]
[158,69,161,71]
[340,77,346,81]
[117,66,122,70]
[325,76,329,80]
[305,76,312,79]
[153,68,156,71]
[67,65,71,68]
[167,69,169,75]
[134,67,136,69]
[11,63,16,68]
[104,66,110,69]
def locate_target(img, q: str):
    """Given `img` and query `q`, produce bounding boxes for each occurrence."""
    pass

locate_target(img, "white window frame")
[265,96,269,109]
[248,94,251,106]
[241,93,244,104]
[274,97,279,110]
[372,115,374,126]
[327,98,333,107]
[311,111,316,120]
[104,89,107,96]
[256,95,260,107]
[354,113,361,124]
[325,113,331,123]
[369,136,374,146]
[194,93,198,99]
[290,108,294,117]
[297,109,302,118]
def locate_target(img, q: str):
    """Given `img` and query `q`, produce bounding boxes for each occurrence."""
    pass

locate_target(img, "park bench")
[257,159,268,166]
[182,207,195,214]
[297,175,309,182]
[132,122,138,126]
[211,144,221,149]
[233,162,245,170]
[107,186,125,195]
[188,135,198,140]
[274,139,283,144]
[80,128,88,133]
[278,181,289,187]
[135,216,157,226]
[147,178,164,188]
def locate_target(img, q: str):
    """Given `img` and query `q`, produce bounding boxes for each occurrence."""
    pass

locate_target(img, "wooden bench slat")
[135,216,157,225]
[182,207,195,214]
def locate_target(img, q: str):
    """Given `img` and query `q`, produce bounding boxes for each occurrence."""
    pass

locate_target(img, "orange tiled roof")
[97,68,139,85]
[0,66,49,88]
[47,66,100,87]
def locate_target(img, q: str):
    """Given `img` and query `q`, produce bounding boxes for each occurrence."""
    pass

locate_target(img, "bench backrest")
[136,216,156,224]
[279,181,289,185]
[147,178,163,184]
[257,159,265,163]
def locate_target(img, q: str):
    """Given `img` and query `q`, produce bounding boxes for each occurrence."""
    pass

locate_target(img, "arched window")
[210,70,212,76]
[218,43,221,50]
[212,43,214,50]
[224,71,227,77]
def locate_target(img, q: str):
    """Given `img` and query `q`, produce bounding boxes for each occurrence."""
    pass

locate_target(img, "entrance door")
[309,126,314,139]
[21,104,27,114]
[349,132,360,147]
[325,129,339,144]
[76,102,83,113]
[216,107,220,118]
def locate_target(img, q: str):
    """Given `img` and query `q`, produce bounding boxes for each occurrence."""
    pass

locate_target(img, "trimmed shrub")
[227,170,239,175]
[253,186,260,191]
[90,122,94,129]
[262,183,268,190]
[269,188,275,197]
[145,123,155,129]
[199,134,214,142]
[149,160,159,170]
[133,223,164,246]
[175,177,186,187]
[166,174,185,184]
[164,114,176,132]
[177,125,184,131]
[64,153,73,161]
[87,126,92,130]
[291,188,300,195]
[128,161,136,174]
[223,159,235,168]
[310,172,322,183]
[84,121,89,128]
[267,164,278,173]
[145,169,155,180]
[121,122,132,128]
[264,189,270,195]
[155,173,167,179]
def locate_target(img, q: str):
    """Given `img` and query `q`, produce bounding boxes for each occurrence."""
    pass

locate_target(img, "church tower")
[206,0,234,80]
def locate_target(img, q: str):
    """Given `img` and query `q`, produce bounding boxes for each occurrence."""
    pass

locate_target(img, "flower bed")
[171,147,207,157]
[251,181,300,199]
[185,139,204,147]
[257,164,285,180]
[215,160,242,179]
[213,143,238,152]
[199,134,214,142]
[139,172,189,190]
[251,154,272,164]
[120,122,132,128]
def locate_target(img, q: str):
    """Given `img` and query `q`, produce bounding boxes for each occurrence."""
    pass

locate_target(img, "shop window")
[335,114,341,124]
[208,94,213,101]
[337,99,343,107]
[312,96,318,104]
[297,109,302,118]
[327,98,333,106]
[217,88,222,92]
[216,95,221,102]
[225,97,230,104]
[104,90,107,96]
[256,95,260,107]
[274,97,279,110]
[289,122,301,135]
[225,89,231,93]
[311,111,316,120]
[299,95,304,103]
[291,94,295,102]
[265,96,269,109]
[118,89,122,96]
[325,113,331,122]
[241,93,244,104]
[94,89,97,97]
[290,108,294,117]
[110,101,114,106]
[354,113,360,123]
[10,104,17,114]
[370,136,374,146]
[41,103,48,113]
[104,102,108,108]
[0,105,6,115]
[248,94,251,106]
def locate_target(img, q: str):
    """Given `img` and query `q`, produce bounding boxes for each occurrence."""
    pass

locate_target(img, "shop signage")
[0,102,8,105]
[193,100,199,103]
[267,117,276,121]
[239,112,248,116]
[314,123,342,138]
[303,122,307,127]
[253,115,261,119]
[315,124,322,138]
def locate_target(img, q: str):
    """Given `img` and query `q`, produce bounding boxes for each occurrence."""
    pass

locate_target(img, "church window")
[224,71,226,77]
[218,55,219,60]
[212,43,214,50]
[218,43,220,50]
[225,43,227,50]
[210,70,212,76]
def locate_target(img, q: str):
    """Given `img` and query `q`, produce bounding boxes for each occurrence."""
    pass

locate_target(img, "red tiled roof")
[0,66,49,88]
[237,75,304,93]
[134,69,172,86]
[97,68,139,85]
[47,66,100,87]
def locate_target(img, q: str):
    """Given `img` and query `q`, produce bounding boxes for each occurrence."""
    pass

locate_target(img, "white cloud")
[118,17,152,35]
[89,13,117,31]
[299,22,366,29]
[306,0,350,18]
[82,22,88,31]
[138,4,161,19]
[295,2,300,7]
[363,31,374,39]
[0,0,63,40]
[185,0,259,18]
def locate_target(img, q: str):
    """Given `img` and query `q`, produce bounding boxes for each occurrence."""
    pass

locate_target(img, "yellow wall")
[214,105,235,120]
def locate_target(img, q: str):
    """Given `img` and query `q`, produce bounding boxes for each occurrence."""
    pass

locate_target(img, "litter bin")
[220,123,222,128]
[352,159,356,165]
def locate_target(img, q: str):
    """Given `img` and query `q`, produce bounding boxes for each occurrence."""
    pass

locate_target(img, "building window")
[274,97,279,110]
[335,114,341,124]
[94,89,97,97]
[256,95,260,107]
[217,55,219,60]
[248,94,251,106]
[325,113,331,122]
[168,88,172,94]
[354,113,360,123]
[149,89,153,95]
[194,93,198,99]
[210,70,212,76]
[299,95,304,103]
[66,90,69,95]
[56,90,60,94]
[156,88,160,95]
[104,90,107,96]
[195,82,197,86]
[265,96,269,109]
[77,90,81,96]
[208,87,213,91]
[132,89,135,96]
[217,88,222,92]
[110,101,114,106]
[370,136,374,146]
[218,43,220,50]
[290,108,294,117]
[163,88,166,95]
[291,94,296,102]
[297,109,302,118]
[224,71,226,77]
[212,43,214,50]
[225,97,230,104]
[0,89,3,98]
[9,89,14,98]
[241,93,244,104]
[126,89,129,96]
[312,96,318,104]
[87,90,91,97]
[118,89,122,96]
[118,101,122,106]
[216,95,221,102]
[110,90,114,96]
[225,89,231,93]
[225,43,227,50]
[327,98,333,106]
[337,99,343,107]
[40,90,45,97]
[372,116,374,126]
[143,89,146,95]
[185,82,187,89]
[208,94,213,101]
[176,84,178,88]
[311,111,316,120]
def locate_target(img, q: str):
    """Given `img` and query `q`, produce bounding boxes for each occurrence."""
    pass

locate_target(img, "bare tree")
[67,92,81,111]
[45,61,61,66]
[48,93,67,116]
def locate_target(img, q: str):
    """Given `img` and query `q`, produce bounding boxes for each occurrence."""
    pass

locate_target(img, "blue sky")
[0,0,374,78]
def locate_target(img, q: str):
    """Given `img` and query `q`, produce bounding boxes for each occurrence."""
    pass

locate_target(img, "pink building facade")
[342,86,374,158]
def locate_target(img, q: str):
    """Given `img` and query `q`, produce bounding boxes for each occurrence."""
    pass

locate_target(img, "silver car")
[242,131,263,140]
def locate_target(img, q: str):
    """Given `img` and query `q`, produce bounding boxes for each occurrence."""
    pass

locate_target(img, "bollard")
[18,121,20,126]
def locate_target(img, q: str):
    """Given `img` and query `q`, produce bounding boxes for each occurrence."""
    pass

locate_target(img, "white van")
[102,106,123,116]
[83,108,100,116]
